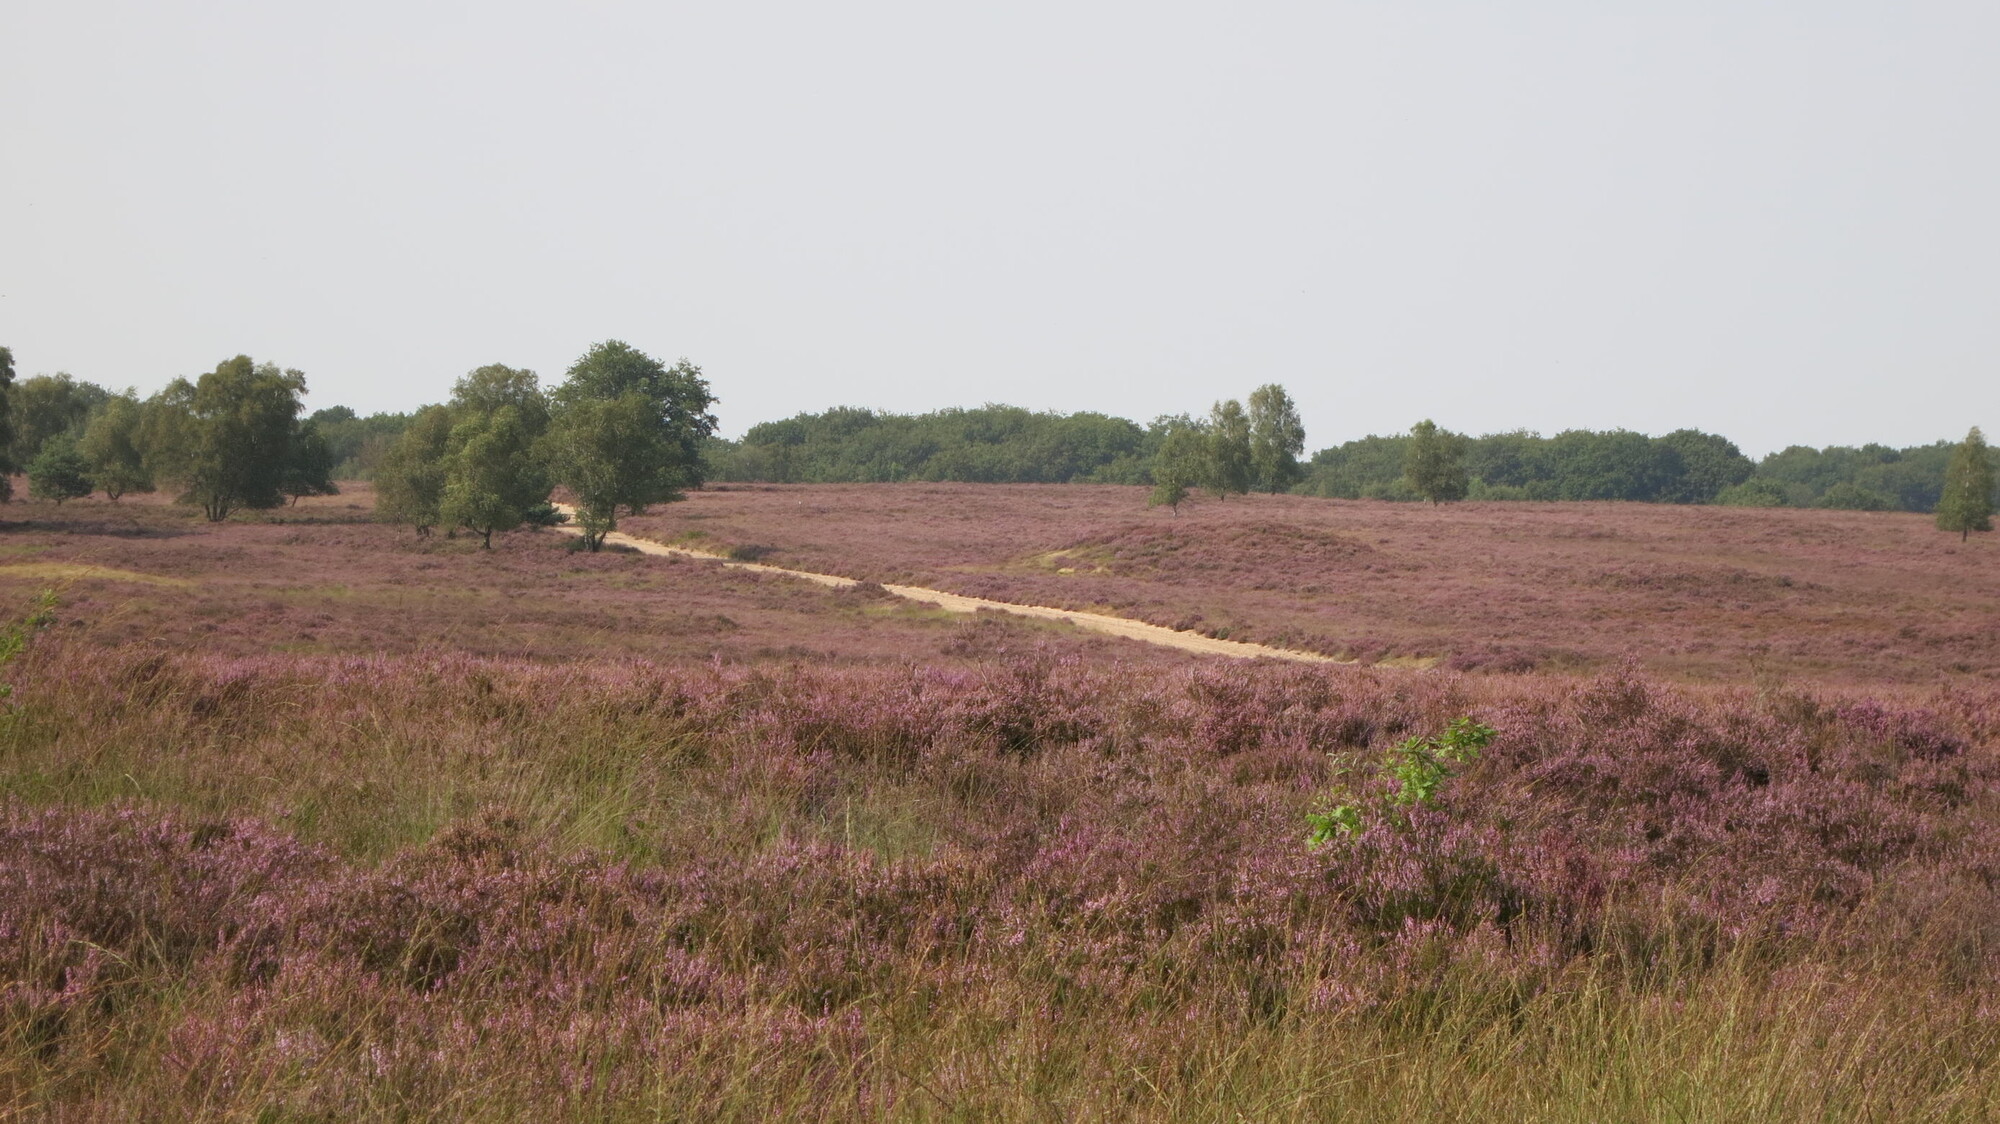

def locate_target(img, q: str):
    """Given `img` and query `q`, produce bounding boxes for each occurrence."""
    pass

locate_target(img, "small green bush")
[1306,717,1495,846]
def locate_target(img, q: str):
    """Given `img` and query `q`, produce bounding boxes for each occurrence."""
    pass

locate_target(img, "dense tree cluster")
[1146,386,1309,511]
[1293,427,1982,513]
[0,342,718,545]
[0,354,335,518]
[708,405,1155,485]
[372,342,715,550]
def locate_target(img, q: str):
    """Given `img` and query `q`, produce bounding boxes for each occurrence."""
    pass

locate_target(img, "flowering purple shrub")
[3,645,1999,1115]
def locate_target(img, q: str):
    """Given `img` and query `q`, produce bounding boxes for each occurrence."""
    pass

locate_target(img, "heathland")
[3,482,1999,1120]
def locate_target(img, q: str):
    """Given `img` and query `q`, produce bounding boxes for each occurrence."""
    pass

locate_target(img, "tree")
[439,407,548,548]
[450,364,550,439]
[1655,429,1754,503]
[552,341,716,500]
[1937,427,1994,542]
[1148,415,1207,516]
[9,373,107,469]
[26,437,92,505]
[77,393,153,500]
[281,418,340,505]
[542,394,670,551]
[1247,384,1306,493]
[1404,419,1469,504]
[374,405,455,537]
[0,347,14,500]
[141,357,307,521]
[1205,399,1252,497]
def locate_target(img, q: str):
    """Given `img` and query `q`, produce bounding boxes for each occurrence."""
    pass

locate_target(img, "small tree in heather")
[1937,426,1994,542]
[1148,417,1207,516]
[1247,383,1306,493]
[280,418,340,505]
[542,394,669,551]
[26,437,92,505]
[544,342,716,551]
[77,393,153,501]
[1404,418,1469,504]
[1206,398,1253,497]
[375,405,455,537]
[140,357,307,521]
[439,407,548,548]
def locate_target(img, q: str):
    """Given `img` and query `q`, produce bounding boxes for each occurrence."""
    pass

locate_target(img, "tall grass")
[4,643,1999,1118]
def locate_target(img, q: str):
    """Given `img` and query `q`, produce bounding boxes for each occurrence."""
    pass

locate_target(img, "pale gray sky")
[3,1,1995,456]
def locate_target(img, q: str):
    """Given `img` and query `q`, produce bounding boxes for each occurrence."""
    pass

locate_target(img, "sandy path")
[551,508,1347,664]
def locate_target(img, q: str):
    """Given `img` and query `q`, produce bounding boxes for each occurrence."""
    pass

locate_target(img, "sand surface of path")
[551,508,1347,664]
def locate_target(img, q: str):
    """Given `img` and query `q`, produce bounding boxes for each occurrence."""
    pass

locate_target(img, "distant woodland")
[0,347,1984,515]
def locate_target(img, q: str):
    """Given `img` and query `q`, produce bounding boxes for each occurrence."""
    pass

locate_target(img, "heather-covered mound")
[5,646,2000,1119]
[620,483,2000,682]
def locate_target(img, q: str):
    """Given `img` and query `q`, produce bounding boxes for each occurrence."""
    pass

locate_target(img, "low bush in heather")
[4,642,2000,1118]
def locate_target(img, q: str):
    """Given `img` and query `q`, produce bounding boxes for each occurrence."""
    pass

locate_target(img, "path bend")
[551,508,1350,665]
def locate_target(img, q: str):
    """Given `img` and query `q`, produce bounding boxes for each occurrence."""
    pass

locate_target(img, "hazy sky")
[4,2,1995,455]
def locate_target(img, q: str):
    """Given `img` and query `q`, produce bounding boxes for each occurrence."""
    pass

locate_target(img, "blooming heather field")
[0,487,1187,670]
[623,483,2000,685]
[4,487,2000,1120]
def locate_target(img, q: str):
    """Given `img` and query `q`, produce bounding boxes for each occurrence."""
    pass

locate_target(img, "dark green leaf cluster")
[25,438,93,505]
[711,404,1154,485]
[1307,427,1762,506]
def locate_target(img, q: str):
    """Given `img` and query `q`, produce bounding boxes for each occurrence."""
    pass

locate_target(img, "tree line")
[1370,418,1992,535]
[0,341,716,550]
[0,347,338,514]
[3,340,1987,537]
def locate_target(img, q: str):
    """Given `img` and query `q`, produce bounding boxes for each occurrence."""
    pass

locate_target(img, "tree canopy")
[1404,419,1469,505]
[140,357,309,521]
[77,394,153,500]
[1247,384,1306,494]
[1937,427,1995,541]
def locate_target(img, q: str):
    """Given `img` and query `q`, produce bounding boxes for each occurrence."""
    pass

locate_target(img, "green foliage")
[311,407,413,479]
[552,341,716,494]
[281,418,340,504]
[77,394,153,500]
[26,437,93,505]
[140,357,309,521]
[439,407,549,548]
[1936,427,1994,541]
[0,588,55,704]
[374,405,456,535]
[1815,481,1894,511]
[8,372,107,470]
[1654,429,1755,502]
[1147,416,1207,514]
[1404,419,1469,504]
[1299,433,1409,498]
[1715,478,1787,507]
[1305,426,1954,512]
[1535,429,1679,501]
[1306,718,1496,846]
[716,404,1154,484]
[542,394,669,551]
[1205,399,1253,497]
[521,502,569,527]
[451,364,550,439]
[0,345,13,484]
[1247,383,1307,494]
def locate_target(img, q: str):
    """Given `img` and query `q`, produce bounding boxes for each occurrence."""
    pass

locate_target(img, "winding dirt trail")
[552,509,1348,665]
